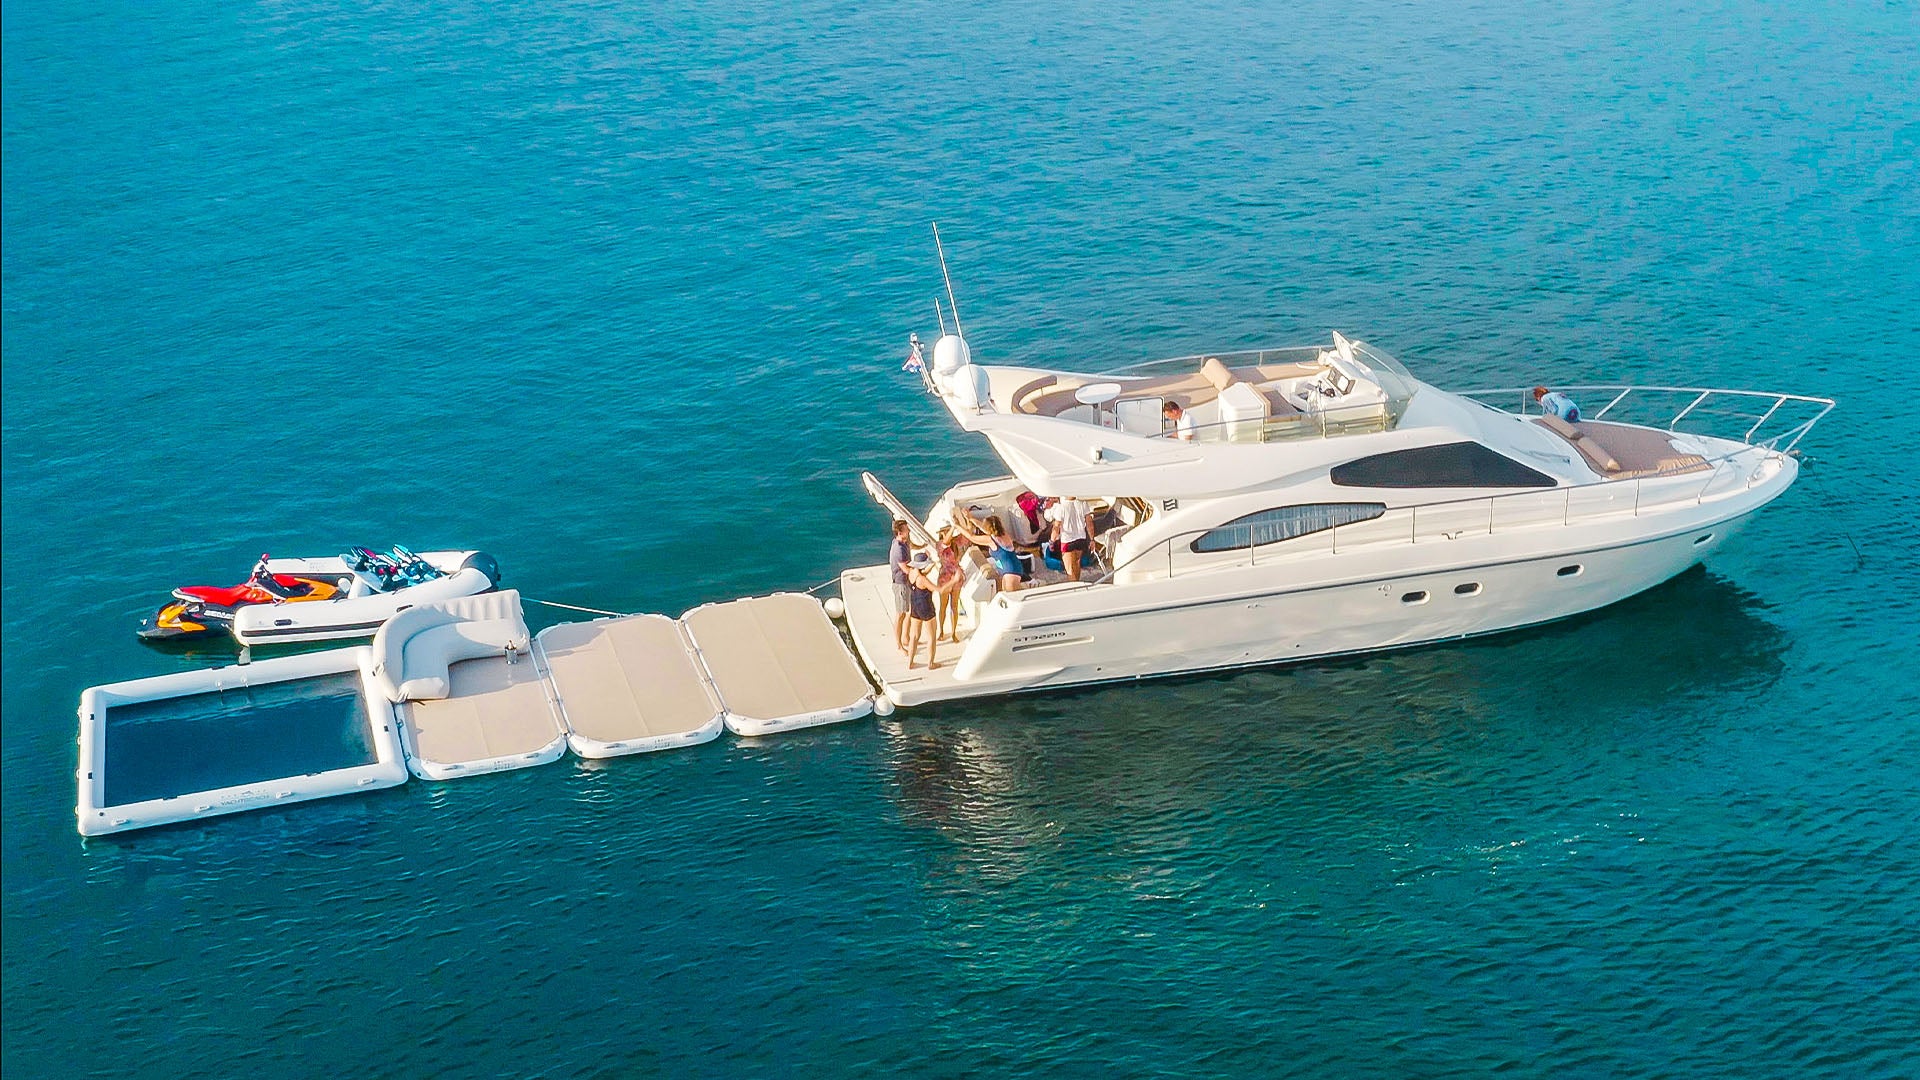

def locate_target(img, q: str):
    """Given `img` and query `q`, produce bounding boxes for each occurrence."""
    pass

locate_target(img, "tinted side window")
[1190,503,1387,553]
[1330,441,1555,488]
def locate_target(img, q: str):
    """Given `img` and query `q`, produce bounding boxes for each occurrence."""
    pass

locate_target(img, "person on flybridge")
[1163,400,1196,440]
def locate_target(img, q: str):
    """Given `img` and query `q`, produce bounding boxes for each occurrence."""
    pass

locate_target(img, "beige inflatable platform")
[374,590,872,779]
[371,590,569,780]
[536,614,725,757]
[680,593,875,736]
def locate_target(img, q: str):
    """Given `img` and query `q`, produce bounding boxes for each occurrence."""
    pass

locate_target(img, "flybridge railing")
[1078,345,1418,443]
[1098,346,1328,377]
[1459,385,1835,455]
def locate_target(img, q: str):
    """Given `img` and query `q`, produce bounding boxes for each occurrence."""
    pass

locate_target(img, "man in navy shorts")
[889,520,912,654]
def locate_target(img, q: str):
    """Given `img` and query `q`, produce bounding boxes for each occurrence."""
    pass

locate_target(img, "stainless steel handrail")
[1095,346,1328,377]
[1458,385,1836,453]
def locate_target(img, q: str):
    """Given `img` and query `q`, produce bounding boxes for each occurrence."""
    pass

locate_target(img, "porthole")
[1454,582,1482,596]
[1693,533,1714,546]
[1557,564,1583,578]
[1401,590,1430,605]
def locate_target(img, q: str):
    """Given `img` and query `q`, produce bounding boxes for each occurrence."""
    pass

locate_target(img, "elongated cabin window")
[1189,503,1387,553]
[1330,441,1556,489]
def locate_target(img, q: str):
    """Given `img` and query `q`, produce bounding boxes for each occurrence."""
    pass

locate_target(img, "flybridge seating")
[1000,338,1420,444]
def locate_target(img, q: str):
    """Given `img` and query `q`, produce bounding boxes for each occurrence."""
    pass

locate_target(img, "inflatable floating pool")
[75,647,408,836]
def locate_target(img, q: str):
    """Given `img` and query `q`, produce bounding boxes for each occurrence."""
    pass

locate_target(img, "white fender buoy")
[872,696,897,717]
[823,597,846,620]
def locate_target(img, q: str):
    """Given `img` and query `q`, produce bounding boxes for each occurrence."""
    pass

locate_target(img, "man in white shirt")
[1163,400,1196,441]
[1045,496,1096,581]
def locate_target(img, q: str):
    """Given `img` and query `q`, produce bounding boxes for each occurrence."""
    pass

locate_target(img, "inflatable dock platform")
[76,590,874,835]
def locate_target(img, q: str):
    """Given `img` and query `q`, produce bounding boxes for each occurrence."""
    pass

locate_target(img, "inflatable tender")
[371,590,569,780]
[230,548,501,646]
[76,647,407,836]
[139,548,501,647]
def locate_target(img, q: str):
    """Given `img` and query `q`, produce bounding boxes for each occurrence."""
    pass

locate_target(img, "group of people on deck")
[888,492,1101,672]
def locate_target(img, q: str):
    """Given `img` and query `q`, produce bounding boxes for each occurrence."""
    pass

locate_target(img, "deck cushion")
[1200,356,1236,391]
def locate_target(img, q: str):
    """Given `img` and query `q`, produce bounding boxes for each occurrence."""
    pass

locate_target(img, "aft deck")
[837,563,1095,707]
[837,565,985,706]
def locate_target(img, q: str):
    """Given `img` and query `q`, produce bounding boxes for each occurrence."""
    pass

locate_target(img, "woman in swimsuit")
[903,554,940,670]
[934,528,966,643]
[952,511,1025,594]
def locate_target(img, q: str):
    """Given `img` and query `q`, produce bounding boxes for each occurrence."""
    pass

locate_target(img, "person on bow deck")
[1533,385,1583,422]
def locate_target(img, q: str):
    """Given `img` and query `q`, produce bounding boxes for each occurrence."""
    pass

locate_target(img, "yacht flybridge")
[838,330,1832,706]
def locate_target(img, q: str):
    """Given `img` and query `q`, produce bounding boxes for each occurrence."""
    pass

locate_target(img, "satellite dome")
[932,334,971,376]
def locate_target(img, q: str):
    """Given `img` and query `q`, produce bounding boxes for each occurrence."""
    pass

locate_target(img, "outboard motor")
[460,551,503,590]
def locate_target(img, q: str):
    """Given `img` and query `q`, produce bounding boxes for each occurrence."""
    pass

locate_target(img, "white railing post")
[1594,387,1633,420]
[1746,395,1786,442]
[1669,390,1713,431]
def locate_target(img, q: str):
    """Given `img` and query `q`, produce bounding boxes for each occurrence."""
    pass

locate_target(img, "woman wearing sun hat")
[903,550,941,671]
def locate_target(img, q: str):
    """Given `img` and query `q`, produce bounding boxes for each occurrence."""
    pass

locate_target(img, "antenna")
[933,297,949,337]
[932,222,964,339]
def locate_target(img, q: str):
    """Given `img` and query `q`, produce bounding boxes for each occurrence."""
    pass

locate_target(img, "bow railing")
[1459,385,1834,454]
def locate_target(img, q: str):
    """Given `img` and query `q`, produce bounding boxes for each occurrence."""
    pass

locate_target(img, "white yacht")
[838,330,1831,707]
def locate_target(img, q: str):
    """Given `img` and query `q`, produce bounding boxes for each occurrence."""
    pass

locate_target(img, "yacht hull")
[846,465,1788,707]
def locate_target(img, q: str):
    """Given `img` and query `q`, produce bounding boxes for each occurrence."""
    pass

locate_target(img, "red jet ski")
[138,554,344,642]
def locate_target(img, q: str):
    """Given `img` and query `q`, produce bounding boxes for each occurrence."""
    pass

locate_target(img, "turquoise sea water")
[5,1,1919,1075]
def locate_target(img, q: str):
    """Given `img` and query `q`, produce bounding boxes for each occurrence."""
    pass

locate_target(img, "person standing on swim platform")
[903,551,940,671]
[1534,386,1582,422]
[889,520,912,656]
